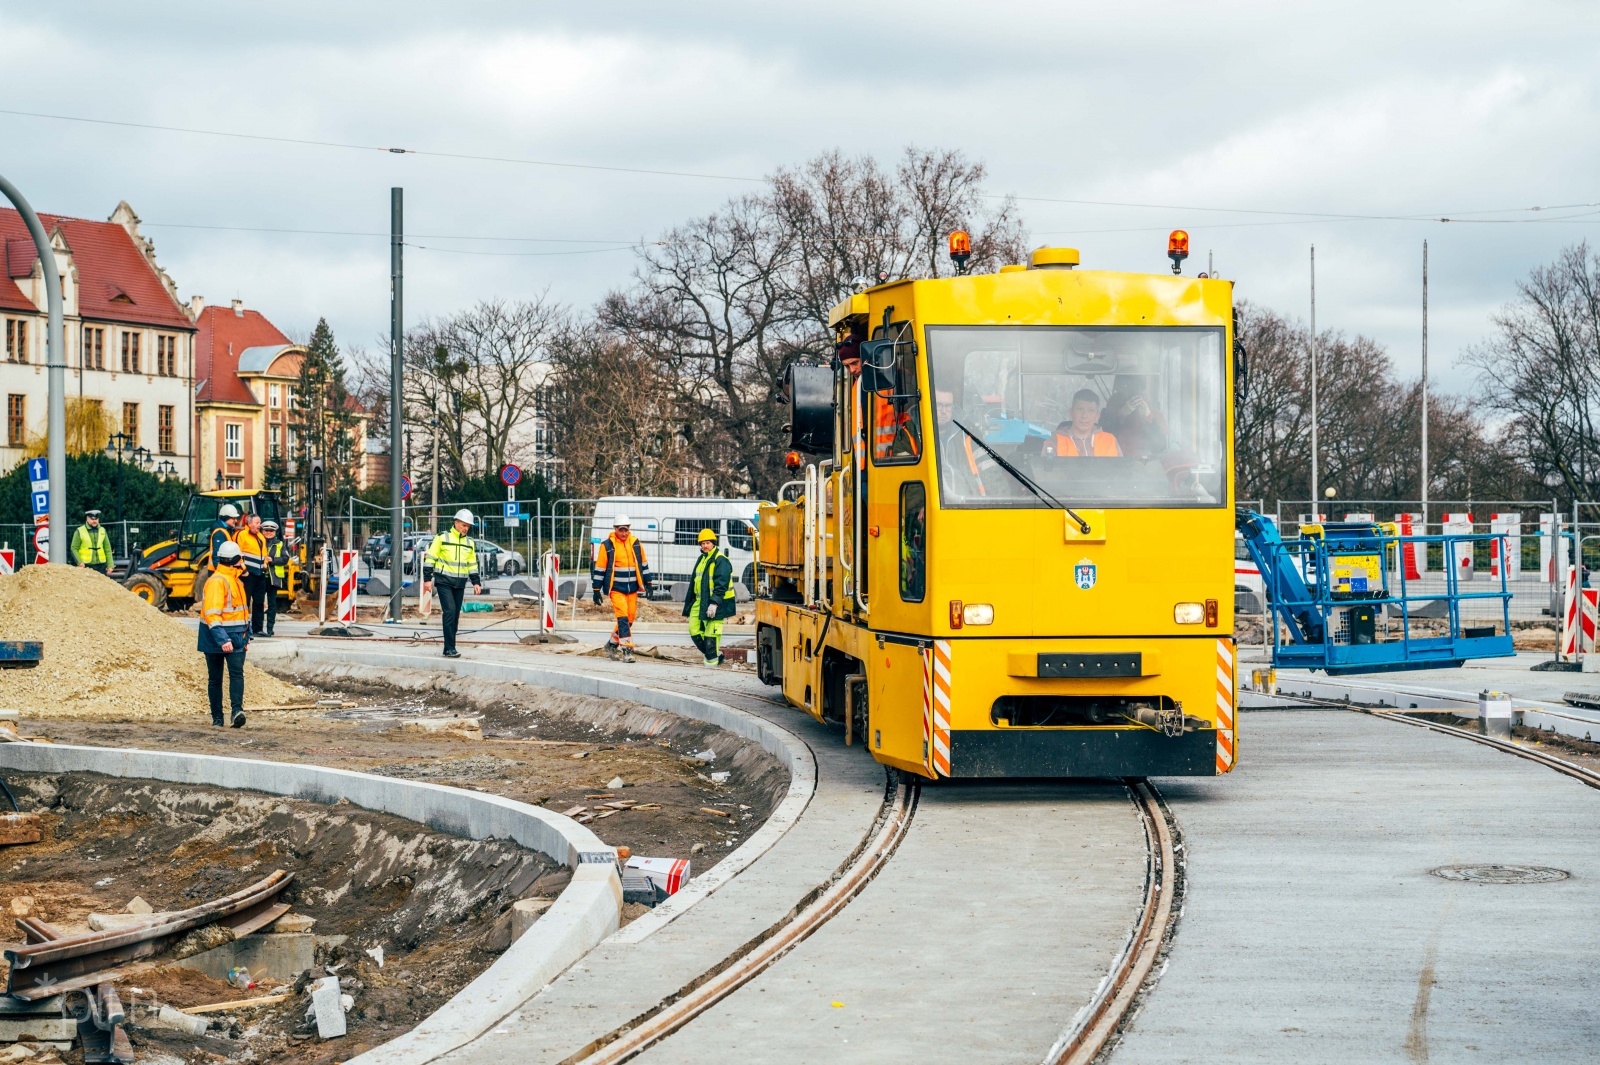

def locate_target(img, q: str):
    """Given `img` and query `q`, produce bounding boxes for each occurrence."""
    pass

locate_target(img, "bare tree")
[1465,241,1600,500]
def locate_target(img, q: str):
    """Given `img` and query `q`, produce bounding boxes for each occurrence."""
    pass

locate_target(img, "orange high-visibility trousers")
[610,591,639,647]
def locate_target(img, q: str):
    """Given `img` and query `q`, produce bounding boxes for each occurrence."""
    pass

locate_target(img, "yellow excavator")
[123,489,305,612]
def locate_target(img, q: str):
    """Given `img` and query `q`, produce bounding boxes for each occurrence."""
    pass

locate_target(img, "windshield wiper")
[950,418,1092,534]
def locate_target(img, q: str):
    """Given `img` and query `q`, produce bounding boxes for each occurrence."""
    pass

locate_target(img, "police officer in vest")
[72,509,113,574]
[592,515,653,663]
[423,509,482,658]
[198,539,251,728]
[261,519,288,637]
[683,528,737,667]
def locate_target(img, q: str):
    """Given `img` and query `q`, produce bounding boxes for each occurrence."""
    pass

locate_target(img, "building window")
[158,405,175,454]
[123,402,139,446]
[121,331,141,374]
[156,334,178,377]
[225,422,242,460]
[83,326,104,370]
[270,424,281,457]
[5,319,27,363]
[534,426,548,456]
[6,394,23,446]
[269,383,280,408]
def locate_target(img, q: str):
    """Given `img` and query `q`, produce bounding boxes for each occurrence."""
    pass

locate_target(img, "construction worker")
[592,515,653,662]
[423,509,482,659]
[210,503,242,562]
[262,519,288,637]
[683,528,737,666]
[935,389,992,500]
[198,539,250,728]
[233,513,269,636]
[72,509,113,574]
[1052,390,1121,457]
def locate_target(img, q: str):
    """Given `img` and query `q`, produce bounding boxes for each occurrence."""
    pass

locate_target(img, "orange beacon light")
[948,230,972,274]
[1168,230,1189,275]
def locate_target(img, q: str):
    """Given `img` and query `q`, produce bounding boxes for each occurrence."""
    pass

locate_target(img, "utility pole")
[430,412,440,535]
[1421,240,1429,524]
[1309,244,1318,519]
[388,188,404,623]
[0,174,65,562]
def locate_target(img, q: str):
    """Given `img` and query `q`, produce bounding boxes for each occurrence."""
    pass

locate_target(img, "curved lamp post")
[0,173,65,559]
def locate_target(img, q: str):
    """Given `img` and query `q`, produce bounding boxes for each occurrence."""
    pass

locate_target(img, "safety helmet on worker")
[215,540,243,563]
[453,509,476,526]
[613,514,631,528]
[697,528,718,543]
[218,503,240,519]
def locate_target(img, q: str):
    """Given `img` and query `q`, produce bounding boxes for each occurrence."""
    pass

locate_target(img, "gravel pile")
[0,564,303,721]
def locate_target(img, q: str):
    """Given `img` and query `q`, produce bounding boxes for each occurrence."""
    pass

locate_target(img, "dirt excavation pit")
[0,771,561,1065]
[35,663,790,877]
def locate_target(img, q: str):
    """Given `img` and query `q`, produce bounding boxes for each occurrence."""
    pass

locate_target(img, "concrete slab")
[635,781,1147,1065]
[176,932,315,983]
[1116,710,1600,1064]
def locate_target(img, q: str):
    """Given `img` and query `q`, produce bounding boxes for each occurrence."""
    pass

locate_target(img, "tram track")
[560,773,919,1065]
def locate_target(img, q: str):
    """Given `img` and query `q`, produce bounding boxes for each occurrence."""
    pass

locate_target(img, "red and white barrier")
[1394,513,1425,579]
[1558,565,1598,660]
[1443,512,1474,582]
[1540,513,1566,582]
[1489,512,1522,579]
[0,548,13,575]
[337,549,358,623]
[541,552,560,634]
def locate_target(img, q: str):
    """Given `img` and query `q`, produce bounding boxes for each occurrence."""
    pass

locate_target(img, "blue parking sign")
[31,491,49,516]
[503,501,519,518]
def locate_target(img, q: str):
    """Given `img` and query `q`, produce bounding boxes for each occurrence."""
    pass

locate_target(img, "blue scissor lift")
[1237,510,1516,675]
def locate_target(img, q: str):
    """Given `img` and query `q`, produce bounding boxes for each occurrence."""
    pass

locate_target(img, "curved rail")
[1043,779,1179,1065]
[566,775,919,1065]
[1360,707,1600,788]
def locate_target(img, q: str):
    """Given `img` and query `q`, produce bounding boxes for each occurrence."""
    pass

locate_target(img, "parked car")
[363,534,391,571]
[496,545,526,576]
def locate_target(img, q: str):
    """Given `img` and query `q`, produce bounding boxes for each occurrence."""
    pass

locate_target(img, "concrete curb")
[261,643,817,944]
[0,740,618,1065]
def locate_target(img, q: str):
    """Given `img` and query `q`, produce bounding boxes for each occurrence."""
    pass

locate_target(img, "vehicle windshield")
[927,325,1227,508]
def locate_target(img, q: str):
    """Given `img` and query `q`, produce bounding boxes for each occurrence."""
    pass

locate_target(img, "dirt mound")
[0,564,303,720]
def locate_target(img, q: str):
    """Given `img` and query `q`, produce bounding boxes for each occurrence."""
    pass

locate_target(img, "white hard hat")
[453,509,476,525]
[215,540,242,562]
[218,503,240,519]
[612,514,631,527]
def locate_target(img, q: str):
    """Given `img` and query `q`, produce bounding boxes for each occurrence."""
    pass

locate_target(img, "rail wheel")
[123,572,168,610]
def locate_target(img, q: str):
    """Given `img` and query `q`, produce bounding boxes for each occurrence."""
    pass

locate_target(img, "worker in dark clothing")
[210,503,242,562]
[422,510,483,658]
[234,513,269,636]
[261,519,288,637]
[683,528,737,666]
[72,510,113,574]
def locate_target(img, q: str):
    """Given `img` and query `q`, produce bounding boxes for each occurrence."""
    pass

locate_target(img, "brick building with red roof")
[193,298,306,491]
[1,202,196,479]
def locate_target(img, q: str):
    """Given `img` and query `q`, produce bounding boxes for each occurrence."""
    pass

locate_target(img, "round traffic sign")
[499,464,522,487]
[400,475,413,500]
[33,525,49,563]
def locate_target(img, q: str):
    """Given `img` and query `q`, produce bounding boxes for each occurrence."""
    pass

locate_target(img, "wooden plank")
[181,991,293,1015]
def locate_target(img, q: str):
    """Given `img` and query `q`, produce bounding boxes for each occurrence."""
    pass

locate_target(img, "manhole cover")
[1430,864,1570,884]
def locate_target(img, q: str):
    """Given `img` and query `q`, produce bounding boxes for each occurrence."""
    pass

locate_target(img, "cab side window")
[899,481,927,602]
[870,321,921,466]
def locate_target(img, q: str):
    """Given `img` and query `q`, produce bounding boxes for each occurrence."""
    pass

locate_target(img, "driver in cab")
[1051,389,1121,457]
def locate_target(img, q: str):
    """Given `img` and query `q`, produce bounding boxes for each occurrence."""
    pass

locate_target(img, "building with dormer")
[0,202,196,479]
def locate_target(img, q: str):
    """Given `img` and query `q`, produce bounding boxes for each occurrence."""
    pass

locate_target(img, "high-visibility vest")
[592,534,650,595]
[1054,429,1120,457]
[233,527,267,574]
[266,539,290,587]
[962,437,987,496]
[201,565,250,627]
[872,395,920,460]
[424,529,479,580]
[72,524,112,564]
[689,548,736,619]
[209,522,235,560]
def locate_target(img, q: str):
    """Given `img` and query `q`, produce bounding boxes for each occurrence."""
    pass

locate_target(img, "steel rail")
[1357,707,1600,788]
[565,776,918,1065]
[1043,779,1178,1065]
[5,869,294,998]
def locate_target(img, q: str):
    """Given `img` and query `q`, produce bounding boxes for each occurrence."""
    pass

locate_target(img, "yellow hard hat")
[697,528,718,543]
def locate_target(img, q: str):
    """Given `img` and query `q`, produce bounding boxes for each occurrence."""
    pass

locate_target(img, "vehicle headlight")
[962,603,994,626]
[1174,602,1205,625]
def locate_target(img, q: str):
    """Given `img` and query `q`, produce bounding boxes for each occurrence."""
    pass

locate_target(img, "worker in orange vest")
[592,515,653,663]
[232,513,270,636]
[1052,390,1121,457]
[198,539,251,728]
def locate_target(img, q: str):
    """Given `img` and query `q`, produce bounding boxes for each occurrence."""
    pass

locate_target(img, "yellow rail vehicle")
[756,243,1238,779]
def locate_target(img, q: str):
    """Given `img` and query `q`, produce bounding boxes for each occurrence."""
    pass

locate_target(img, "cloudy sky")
[2,0,1595,394]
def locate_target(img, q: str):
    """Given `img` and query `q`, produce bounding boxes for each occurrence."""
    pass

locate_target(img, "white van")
[589,497,763,596]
